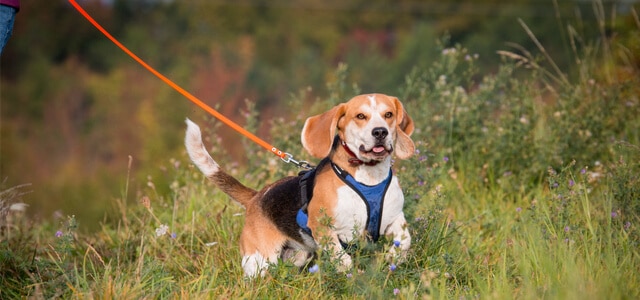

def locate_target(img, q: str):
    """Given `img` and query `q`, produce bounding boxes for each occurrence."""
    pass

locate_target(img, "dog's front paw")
[335,252,353,272]
[385,238,410,264]
[385,217,411,263]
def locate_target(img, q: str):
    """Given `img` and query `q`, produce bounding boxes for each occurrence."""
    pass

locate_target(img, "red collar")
[341,141,381,166]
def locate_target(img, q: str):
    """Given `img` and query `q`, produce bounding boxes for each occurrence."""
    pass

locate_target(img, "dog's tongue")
[372,146,386,153]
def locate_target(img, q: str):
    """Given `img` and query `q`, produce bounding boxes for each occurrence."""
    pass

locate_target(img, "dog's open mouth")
[359,144,391,157]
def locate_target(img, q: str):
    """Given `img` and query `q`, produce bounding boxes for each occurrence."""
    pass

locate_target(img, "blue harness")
[296,161,393,242]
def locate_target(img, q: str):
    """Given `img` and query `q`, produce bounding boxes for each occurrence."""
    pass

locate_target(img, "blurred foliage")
[1,0,639,228]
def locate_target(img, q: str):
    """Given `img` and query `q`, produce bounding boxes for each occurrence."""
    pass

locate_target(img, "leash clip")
[281,153,314,170]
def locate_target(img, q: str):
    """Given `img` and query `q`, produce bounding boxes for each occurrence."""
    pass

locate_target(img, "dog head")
[301,94,415,163]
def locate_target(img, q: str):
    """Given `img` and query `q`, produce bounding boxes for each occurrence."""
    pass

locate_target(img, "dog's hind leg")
[241,253,270,277]
[238,219,291,277]
[281,240,316,268]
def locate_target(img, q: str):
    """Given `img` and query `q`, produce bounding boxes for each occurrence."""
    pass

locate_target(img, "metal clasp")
[281,153,314,170]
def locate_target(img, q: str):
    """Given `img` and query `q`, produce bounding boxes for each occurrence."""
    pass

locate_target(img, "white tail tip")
[184,118,219,177]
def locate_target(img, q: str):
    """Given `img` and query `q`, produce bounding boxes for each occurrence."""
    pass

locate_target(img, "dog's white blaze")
[185,119,220,177]
[368,107,389,130]
[367,94,376,106]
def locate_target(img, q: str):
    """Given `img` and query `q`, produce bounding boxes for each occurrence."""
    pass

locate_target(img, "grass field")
[2,14,640,299]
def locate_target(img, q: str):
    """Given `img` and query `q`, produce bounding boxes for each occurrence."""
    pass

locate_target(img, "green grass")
[2,9,640,299]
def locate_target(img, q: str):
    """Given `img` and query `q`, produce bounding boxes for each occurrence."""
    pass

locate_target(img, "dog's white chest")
[332,176,404,242]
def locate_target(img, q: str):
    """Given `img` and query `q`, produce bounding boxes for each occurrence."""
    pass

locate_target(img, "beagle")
[185,93,415,277]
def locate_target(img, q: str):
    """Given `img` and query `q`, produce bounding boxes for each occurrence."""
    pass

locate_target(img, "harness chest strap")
[296,161,393,243]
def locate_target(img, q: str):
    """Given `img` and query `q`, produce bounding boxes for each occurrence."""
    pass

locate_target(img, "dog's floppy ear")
[392,97,415,159]
[301,104,346,158]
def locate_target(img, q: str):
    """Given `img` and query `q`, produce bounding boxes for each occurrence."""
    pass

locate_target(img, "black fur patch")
[259,176,309,244]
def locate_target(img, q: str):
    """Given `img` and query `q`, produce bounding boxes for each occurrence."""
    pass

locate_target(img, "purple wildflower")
[393,240,401,248]
[418,180,425,186]
[443,156,449,162]
[581,168,587,174]
[346,273,353,278]
[389,264,397,272]
[569,179,575,187]
[55,230,63,238]
[611,212,618,218]
[624,222,631,230]
[308,264,319,273]
[564,226,570,233]
[516,207,522,213]
[393,288,400,295]
[171,232,177,239]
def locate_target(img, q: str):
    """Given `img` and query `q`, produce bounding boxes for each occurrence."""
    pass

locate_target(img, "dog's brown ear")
[392,97,415,159]
[301,104,346,158]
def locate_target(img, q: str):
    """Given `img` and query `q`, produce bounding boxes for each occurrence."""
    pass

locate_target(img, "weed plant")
[1,5,639,299]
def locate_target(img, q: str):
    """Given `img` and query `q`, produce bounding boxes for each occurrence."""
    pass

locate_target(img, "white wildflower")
[9,203,28,212]
[155,224,169,237]
[437,75,447,86]
[442,48,457,55]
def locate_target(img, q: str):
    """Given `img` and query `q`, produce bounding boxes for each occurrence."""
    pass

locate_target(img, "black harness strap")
[297,158,330,236]
[298,169,316,213]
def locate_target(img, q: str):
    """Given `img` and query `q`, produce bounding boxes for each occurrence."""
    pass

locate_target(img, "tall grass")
[1,3,639,298]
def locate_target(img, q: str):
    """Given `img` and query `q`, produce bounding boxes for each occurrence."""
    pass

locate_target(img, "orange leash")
[69,0,310,168]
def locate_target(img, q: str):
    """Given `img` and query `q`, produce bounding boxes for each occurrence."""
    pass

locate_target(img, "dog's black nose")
[372,127,388,139]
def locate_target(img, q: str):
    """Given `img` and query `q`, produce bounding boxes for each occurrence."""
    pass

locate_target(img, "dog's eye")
[356,113,366,120]
[384,112,393,119]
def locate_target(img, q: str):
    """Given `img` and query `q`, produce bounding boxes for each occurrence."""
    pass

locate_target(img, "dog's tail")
[185,119,257,207]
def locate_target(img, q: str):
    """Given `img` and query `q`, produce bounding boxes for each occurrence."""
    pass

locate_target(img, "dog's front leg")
[384,214,411,263]
[312,229,353,272]
[325,233,353,272]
